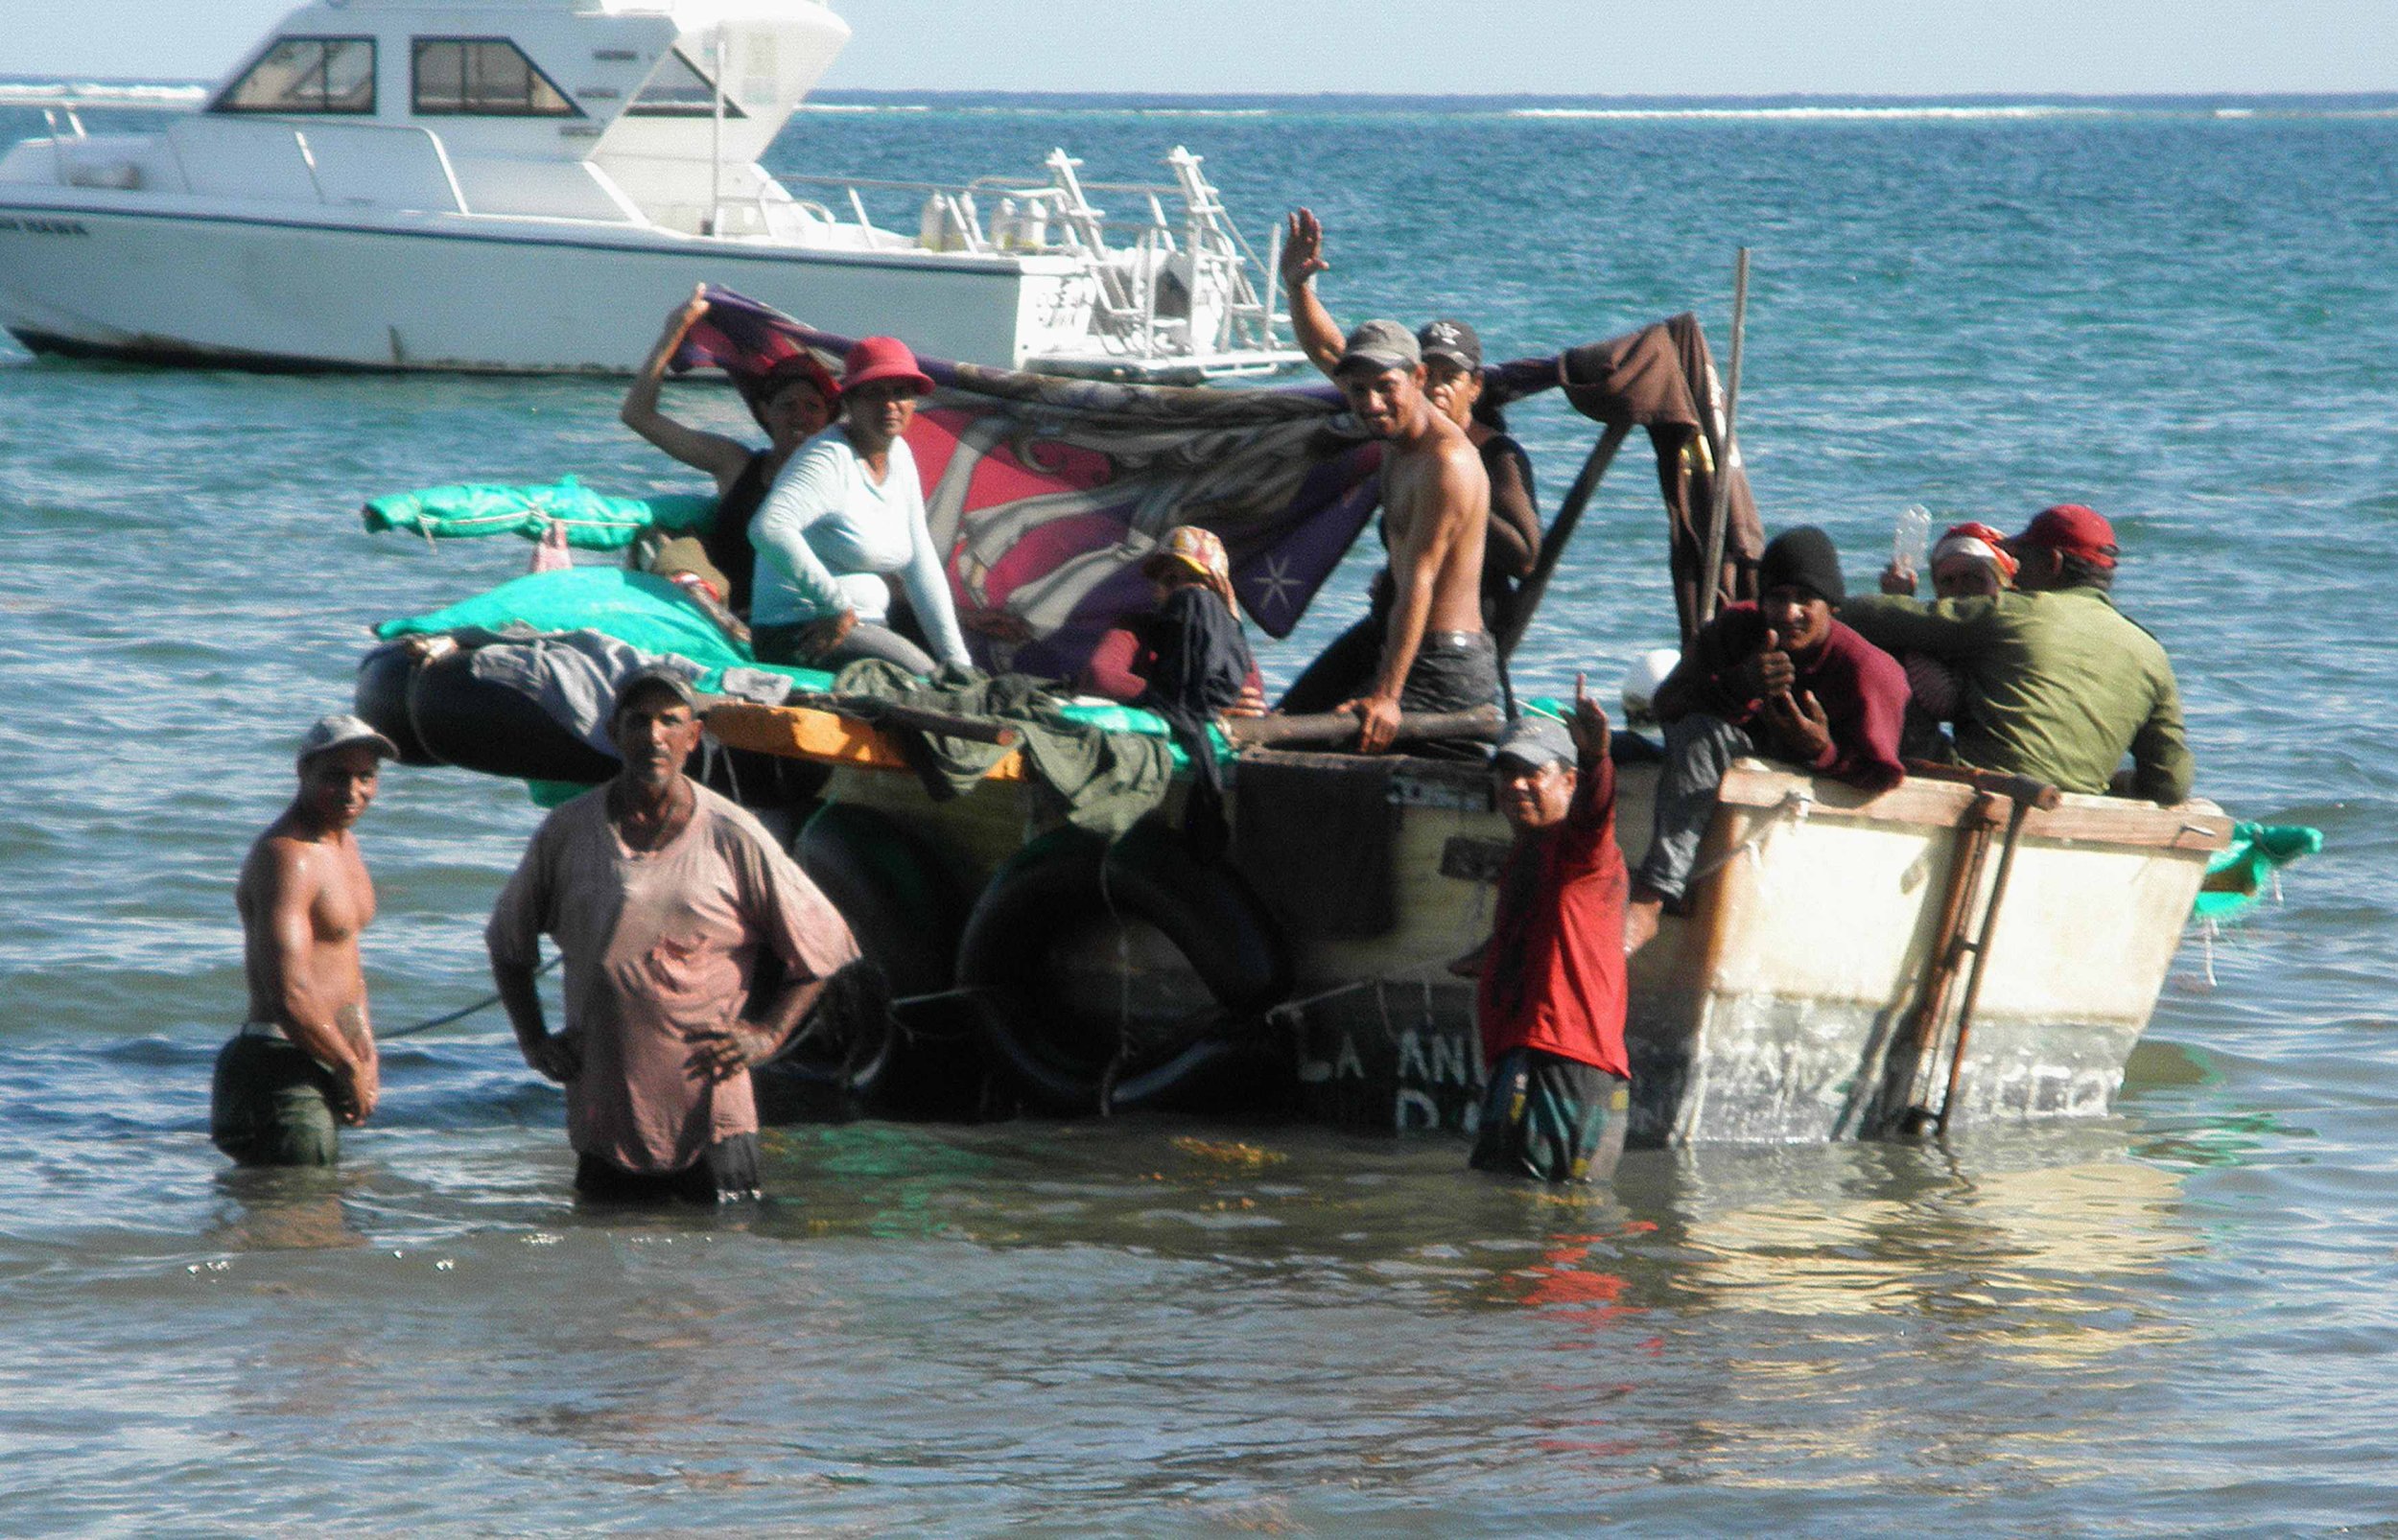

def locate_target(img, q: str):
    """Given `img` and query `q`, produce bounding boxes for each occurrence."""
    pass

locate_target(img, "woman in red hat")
[747,336,973,674]
[621,284,839,618]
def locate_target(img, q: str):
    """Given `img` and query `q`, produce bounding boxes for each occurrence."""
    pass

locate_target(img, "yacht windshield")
[625,50,745,118]
[215,37,377,114]
[411,38,580,117]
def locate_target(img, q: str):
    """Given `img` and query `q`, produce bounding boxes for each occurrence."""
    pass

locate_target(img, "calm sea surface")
[0,92,2393,1534]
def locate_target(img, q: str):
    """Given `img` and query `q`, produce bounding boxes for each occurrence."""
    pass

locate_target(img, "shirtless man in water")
[1328,319,1497,755]
[212,715,394,1167]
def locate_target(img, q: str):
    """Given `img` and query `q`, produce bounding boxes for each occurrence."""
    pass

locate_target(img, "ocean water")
[1,92,2393,1534]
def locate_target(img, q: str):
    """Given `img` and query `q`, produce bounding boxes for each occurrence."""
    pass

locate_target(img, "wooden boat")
[708,696,2233,1146]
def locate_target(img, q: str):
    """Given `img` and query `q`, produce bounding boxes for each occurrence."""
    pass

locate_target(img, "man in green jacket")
[1838,504,2193,804]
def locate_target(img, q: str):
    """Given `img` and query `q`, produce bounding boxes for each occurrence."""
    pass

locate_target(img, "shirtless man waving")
[212,715,394,1167]
[1329,319,1497,756]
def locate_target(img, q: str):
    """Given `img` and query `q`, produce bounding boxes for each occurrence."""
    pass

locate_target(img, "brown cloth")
[1493,313,1762,643]
[486,783,858,1174]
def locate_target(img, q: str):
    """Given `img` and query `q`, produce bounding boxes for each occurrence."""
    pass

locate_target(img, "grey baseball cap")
[610,664,700,716]
[1335,318,1422,376]
[1491,713,1573,772]
[295,713,398,767]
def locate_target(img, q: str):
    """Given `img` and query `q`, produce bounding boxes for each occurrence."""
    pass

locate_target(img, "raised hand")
[1764,687,1833,764]
[1741,628,1796,700]
[1880,559,1917,595]
[1281,208,1328,290]
[1567,669,1609,762]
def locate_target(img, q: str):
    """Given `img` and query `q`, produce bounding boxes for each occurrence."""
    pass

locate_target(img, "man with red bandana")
[1842,502,2193,803]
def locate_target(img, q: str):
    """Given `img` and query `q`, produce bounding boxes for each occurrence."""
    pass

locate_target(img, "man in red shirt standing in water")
[1455,676,1633,1184]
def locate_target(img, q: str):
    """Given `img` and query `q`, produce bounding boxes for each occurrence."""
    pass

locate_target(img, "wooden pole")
[1695,247,1751,629]
[1224,706,1503,750]
[1496,419,1632,661]
[1935,797,2034,1135]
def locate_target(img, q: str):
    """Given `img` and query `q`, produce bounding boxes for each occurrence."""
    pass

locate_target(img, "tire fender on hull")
[957,821,1291,1114]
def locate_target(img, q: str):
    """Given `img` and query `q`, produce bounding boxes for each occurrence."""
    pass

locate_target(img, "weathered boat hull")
[707,703,2230,1145]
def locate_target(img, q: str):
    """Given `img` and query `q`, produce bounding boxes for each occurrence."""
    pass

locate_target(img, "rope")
[1681,787,1813,890]
[380,952,563,1040]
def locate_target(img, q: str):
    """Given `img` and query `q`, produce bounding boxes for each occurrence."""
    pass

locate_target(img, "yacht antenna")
[708,27,727,236]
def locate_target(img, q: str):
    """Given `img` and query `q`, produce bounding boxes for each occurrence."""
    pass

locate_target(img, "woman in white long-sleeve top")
[748,336,975,676]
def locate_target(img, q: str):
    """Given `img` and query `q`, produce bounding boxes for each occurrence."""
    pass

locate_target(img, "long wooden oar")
[1694,246,1751,634]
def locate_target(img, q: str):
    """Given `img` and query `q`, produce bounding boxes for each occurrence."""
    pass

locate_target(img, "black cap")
[1417,318,1482,371]
[1758,525,1846,606]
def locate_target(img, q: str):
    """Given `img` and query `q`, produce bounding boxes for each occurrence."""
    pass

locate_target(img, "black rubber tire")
[354,646,618,783]
[760,803,980,1117]
[956,820,1290,1114]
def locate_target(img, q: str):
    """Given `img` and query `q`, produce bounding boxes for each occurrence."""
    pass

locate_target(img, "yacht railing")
[764,145,1287,361]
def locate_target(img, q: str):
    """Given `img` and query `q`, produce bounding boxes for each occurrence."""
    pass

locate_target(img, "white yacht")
[0,0,1299,380]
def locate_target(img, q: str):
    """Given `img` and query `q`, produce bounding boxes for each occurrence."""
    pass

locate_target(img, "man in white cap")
[1452,677,1633,1183]
[486,665,858,1202]
[213,714,397,1166]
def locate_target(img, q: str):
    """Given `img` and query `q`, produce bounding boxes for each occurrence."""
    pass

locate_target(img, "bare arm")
[1279,209,1346,377]
[1341,446,1475,752]
[492,952,577,1084]
[621,284,755,493]
[253,845,378,1123]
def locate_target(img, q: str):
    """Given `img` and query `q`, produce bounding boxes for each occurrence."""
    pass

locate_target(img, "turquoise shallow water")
[0,94,2393,1534]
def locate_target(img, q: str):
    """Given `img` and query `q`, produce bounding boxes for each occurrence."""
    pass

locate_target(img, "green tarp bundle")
[361,477,717,551]
[2196,822,2323,924]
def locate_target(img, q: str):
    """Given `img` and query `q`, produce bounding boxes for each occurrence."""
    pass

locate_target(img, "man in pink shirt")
[487,666,857,1202]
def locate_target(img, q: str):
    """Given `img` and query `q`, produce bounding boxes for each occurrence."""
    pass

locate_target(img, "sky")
[7,0,2393,96]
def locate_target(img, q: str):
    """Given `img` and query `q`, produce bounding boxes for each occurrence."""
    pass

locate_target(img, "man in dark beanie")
[1625,525,1910,954]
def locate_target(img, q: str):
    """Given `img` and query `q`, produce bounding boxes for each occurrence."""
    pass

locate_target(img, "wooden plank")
[1715,761,2232,852]
[704,702,1028,782]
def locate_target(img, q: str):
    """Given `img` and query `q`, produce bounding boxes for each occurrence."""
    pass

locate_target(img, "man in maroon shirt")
[1456,677,1633,1184]
[1625,526,1909,954]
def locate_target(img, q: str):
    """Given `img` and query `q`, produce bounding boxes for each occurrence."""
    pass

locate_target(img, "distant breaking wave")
[1512,104,2119,122]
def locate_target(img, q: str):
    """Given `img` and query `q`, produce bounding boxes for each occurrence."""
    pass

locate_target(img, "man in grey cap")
[486,665,858,1203]
[1450,676,1633,1183]
[213,714,397,1166]
[1276,209,1504,751]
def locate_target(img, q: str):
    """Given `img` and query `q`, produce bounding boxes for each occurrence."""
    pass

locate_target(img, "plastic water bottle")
[1893,504,1932,577]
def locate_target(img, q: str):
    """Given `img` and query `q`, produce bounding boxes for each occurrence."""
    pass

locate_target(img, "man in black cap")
[1452,676,1634,1183]
[215,714,398,1166]
[486,666,858,1203]
[1624,527,1910,953]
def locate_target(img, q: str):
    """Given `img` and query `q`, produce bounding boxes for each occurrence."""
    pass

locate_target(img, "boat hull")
[708,704,2229,1145]
[0,193,1246,380]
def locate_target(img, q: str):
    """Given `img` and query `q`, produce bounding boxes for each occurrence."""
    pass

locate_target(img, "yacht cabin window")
[624,50,746,118]
[411,38,581,117]
[213,37,377,115]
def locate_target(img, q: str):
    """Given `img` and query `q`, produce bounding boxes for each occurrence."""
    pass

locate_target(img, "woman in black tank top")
[622,285,839,618]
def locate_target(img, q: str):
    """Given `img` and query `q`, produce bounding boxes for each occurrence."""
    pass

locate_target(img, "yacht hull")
[0,195,1225,380]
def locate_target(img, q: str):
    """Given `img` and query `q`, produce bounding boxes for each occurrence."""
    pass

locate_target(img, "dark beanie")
[1758,525,1845,605]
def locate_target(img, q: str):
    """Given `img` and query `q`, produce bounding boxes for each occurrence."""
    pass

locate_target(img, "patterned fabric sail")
[674,287,1764,676]
[675,286,1381,679]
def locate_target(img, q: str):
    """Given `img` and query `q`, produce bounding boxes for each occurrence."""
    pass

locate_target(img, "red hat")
[736,350,839,423]
[841,336,934,397]
[2013,503,2117,570]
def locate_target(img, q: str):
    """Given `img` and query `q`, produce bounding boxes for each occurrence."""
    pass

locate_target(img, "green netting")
[2195,822,2324,923]
[361,476,717,551]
